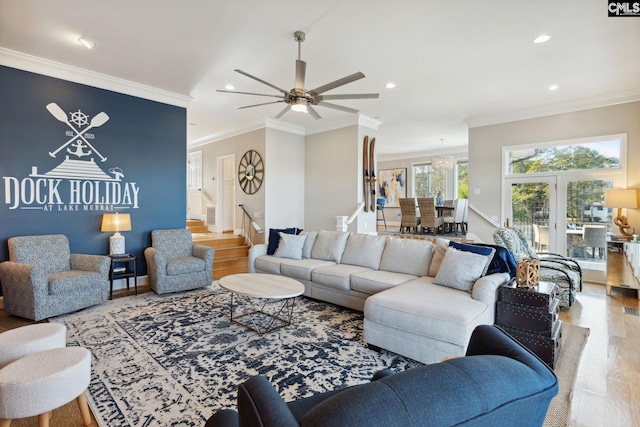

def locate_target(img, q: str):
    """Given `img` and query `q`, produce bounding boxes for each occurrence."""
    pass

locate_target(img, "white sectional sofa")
[249,230,511,364]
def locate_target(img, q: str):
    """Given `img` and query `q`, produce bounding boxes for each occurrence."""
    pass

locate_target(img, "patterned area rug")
[51,285,421,426]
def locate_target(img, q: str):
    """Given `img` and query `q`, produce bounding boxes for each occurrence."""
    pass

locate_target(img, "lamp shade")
[604,189,638,209]
[101,213,132,233]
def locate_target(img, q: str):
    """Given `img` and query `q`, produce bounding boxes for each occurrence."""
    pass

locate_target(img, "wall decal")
[3,102,140,212]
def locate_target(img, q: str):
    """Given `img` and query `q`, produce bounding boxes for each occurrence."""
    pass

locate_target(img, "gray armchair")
[144,229,214,295]
[0,234,109,321]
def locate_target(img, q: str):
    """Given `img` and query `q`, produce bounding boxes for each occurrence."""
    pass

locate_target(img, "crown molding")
[188,118,306,148]
[0,48,193,108]
[465,88,640,129]
[305,113,381,136]
[189,113,382,147]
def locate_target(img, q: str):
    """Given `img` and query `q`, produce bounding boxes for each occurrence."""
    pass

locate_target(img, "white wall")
[468,101,640,243]
[265,128,305,231]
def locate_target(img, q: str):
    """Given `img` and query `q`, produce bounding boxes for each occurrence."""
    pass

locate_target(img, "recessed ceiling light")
[549,85,559,91]
[224,84,235,90]
[78,37,96,49]
[385,82,396,89]
[533,34,551,44]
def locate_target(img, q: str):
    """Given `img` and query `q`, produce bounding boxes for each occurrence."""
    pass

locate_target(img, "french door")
[506,174,619,283]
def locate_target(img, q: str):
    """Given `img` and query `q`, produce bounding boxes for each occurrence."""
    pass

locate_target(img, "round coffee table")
[219,273,305,334]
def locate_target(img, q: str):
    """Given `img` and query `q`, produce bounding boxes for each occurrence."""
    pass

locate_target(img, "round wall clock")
[238,149,264,194]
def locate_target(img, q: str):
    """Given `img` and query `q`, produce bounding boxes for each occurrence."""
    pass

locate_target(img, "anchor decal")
[46,102,109,162]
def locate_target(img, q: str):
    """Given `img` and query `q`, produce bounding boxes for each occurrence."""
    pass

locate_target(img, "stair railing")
[239,204,264,246]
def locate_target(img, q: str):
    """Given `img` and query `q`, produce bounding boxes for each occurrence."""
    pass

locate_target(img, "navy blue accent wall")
[0,66,187,289]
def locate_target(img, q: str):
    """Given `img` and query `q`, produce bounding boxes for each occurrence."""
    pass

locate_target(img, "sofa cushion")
[280,259,336,281]
[350,270,417,295]
[341,234,387,269]
[310,231,350,263]
[267,228,301,255]
[364,278,490,347]
[166,256,205,276]
[274,233,307,260]
[47,271,102,294]
[299,231,318,259]
[427,237,450,277]
[448,241,495,275]
[312,264,373,291]
[434,247,493,292]
[254,255,285,275]
[379,237,433,277]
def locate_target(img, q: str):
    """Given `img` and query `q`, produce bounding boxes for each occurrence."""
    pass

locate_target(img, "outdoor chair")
[583,225,607,259]
[0,234,110,321]
[417,197,444,235]
[399,198,420,234]
[493,227,583,308]
[533,224,550,252]
[144,229,215,295]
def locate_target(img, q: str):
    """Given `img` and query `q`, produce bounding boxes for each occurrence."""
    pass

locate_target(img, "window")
[413,164,445,198]
[507,138,621,175]
[457,161,468,199]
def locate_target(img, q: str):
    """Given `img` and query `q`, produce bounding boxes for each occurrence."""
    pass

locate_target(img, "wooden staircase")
[187,220,250,280]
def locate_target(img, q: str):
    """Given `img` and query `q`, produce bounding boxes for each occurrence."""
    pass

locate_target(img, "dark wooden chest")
[501,322,562,369]
[496,281,562,368]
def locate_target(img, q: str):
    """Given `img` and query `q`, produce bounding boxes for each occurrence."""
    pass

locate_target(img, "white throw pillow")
[434,246,491,292]
[273,232,307,260]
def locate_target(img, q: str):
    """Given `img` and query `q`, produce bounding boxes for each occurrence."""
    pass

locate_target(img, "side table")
[109,254,137,300]
[496,281,562,368]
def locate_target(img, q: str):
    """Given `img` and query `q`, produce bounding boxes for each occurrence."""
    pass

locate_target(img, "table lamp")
[101,212,132,255]
[604,188,638,237]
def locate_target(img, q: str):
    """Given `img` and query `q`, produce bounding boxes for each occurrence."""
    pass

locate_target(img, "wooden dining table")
[435,206,455,217]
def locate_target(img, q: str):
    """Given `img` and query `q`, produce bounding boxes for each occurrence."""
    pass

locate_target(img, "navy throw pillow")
[472,243,517,278]
[267,228,302,255]
[449,241,495,257]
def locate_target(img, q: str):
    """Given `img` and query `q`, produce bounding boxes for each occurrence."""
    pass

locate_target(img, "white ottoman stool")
[0,347,92,427]
[0,324,66,368]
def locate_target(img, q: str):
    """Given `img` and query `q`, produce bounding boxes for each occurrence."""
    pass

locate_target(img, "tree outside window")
[413,164,445,198]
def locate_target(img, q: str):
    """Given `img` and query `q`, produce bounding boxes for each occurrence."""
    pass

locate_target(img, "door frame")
[217,154,236,233]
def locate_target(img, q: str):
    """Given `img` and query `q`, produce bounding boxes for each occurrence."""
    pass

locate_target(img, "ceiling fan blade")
[296,60,306,91]
[217,89,283,99]
[238,100,285,109]
[317,101,359,114]
[307,105,322,120]
[307,72,366,96]
[235,69,288,95]
[274,105,290,119]
[317,93,379,100]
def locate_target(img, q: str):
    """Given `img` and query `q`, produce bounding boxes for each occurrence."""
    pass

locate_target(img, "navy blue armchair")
[205,325,558,427]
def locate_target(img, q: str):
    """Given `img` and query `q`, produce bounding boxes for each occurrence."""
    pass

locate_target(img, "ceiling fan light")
[291,98,308,113]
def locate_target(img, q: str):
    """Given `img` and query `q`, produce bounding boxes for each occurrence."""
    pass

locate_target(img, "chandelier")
[431,139,455,171]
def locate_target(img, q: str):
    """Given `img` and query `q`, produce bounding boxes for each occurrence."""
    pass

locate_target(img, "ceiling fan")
[217,31,379,120]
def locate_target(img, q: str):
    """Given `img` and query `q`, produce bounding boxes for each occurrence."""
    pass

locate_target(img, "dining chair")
[461,199,468,234]
[417,197,444,235]
[376,198,387,230]
[444,199,465,236]
[399,198,420,234]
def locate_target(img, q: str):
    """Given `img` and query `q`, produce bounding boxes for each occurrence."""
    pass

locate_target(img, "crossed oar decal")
[46,102,109,162]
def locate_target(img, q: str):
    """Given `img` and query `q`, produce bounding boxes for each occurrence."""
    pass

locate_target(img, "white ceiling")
[1,1,639,157]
